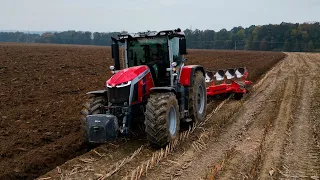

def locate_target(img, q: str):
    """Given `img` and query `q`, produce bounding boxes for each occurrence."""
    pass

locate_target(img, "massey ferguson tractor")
[81,28,207,147]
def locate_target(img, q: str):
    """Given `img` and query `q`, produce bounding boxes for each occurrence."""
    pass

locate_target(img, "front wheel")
[80,95,107,142]
[145,92,180,147]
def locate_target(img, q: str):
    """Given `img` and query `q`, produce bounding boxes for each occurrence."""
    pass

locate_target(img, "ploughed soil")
[143,53,320,180]
[0,43,285,180]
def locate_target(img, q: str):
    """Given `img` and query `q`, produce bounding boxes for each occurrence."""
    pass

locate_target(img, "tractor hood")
[106,65,149,87]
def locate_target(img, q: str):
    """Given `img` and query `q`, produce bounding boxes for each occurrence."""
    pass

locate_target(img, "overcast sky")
[0,0,319,33]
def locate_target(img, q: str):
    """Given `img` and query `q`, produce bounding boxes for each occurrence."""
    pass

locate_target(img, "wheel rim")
[197,85,205,114]
[168,106,177,136]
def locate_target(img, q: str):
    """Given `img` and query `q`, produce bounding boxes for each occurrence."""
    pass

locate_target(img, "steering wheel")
[139,59,146,65]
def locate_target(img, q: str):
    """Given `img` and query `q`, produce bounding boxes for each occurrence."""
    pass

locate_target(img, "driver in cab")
[152,44,167,62]
[150,44,167,80]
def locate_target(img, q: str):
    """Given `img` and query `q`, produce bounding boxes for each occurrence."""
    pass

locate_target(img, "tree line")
[0,22,319,52]
[185,22,320,52]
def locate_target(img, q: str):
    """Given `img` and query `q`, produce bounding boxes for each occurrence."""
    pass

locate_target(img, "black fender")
[86,90,108,96]
[150,87,176,94]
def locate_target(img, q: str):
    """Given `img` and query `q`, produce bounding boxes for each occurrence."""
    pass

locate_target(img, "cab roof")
[117,28,185,41]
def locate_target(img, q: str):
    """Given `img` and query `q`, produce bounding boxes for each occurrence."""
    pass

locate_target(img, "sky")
[0,0,319,33]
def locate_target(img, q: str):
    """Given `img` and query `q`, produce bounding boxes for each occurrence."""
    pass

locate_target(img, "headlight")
[116,81,131,88]
[106,83,112,88]
[106,81,131,88]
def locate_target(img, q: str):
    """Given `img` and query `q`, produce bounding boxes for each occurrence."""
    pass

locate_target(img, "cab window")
[169,37,182,64]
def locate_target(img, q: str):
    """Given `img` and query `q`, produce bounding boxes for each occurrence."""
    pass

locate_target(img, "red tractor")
[82,29,207,147]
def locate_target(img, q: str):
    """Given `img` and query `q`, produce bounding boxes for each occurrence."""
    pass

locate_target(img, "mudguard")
[86,114,119,143]
[179,65,205,86]
[86,90,108,96]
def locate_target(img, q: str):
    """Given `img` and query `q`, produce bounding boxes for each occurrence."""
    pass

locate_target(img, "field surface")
[146,53,320,180]
[0,43,286,179]
[39,53,320,180]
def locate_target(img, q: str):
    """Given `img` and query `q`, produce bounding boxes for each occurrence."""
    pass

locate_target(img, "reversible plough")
[205,67,252,100]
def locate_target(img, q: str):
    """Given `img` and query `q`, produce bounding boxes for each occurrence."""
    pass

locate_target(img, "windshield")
[127,37,168,67]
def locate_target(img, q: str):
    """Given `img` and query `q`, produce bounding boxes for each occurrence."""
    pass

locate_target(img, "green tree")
[307,40,314,52]
[215,29,231,49]
[1,22,320,52]
[235,29,246,41]
[283,40,292,52]
[259,39,269,51]
[245,40,251,50]
[292,40,301,52]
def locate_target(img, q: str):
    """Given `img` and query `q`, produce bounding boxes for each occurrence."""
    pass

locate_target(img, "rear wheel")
[80,95,107,142]
[189,71,207,122]
[145,92,180,147]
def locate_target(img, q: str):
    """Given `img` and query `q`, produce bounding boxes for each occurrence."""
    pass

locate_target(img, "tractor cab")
[112,29,187,86]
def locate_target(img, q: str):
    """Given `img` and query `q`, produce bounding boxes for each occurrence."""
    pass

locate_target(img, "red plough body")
[206,68,253,97]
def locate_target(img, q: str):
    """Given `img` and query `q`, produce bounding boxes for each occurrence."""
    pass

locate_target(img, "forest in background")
[1,22,319,52]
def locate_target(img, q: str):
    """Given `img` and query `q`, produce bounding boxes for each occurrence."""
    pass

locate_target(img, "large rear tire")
[189,71,207,122]
[145,92,180,147]
[80,95,107,142]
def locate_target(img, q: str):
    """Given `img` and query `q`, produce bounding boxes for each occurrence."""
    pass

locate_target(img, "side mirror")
[179,38,187,55]
[111,37,120,70]
[111,44,116,58]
